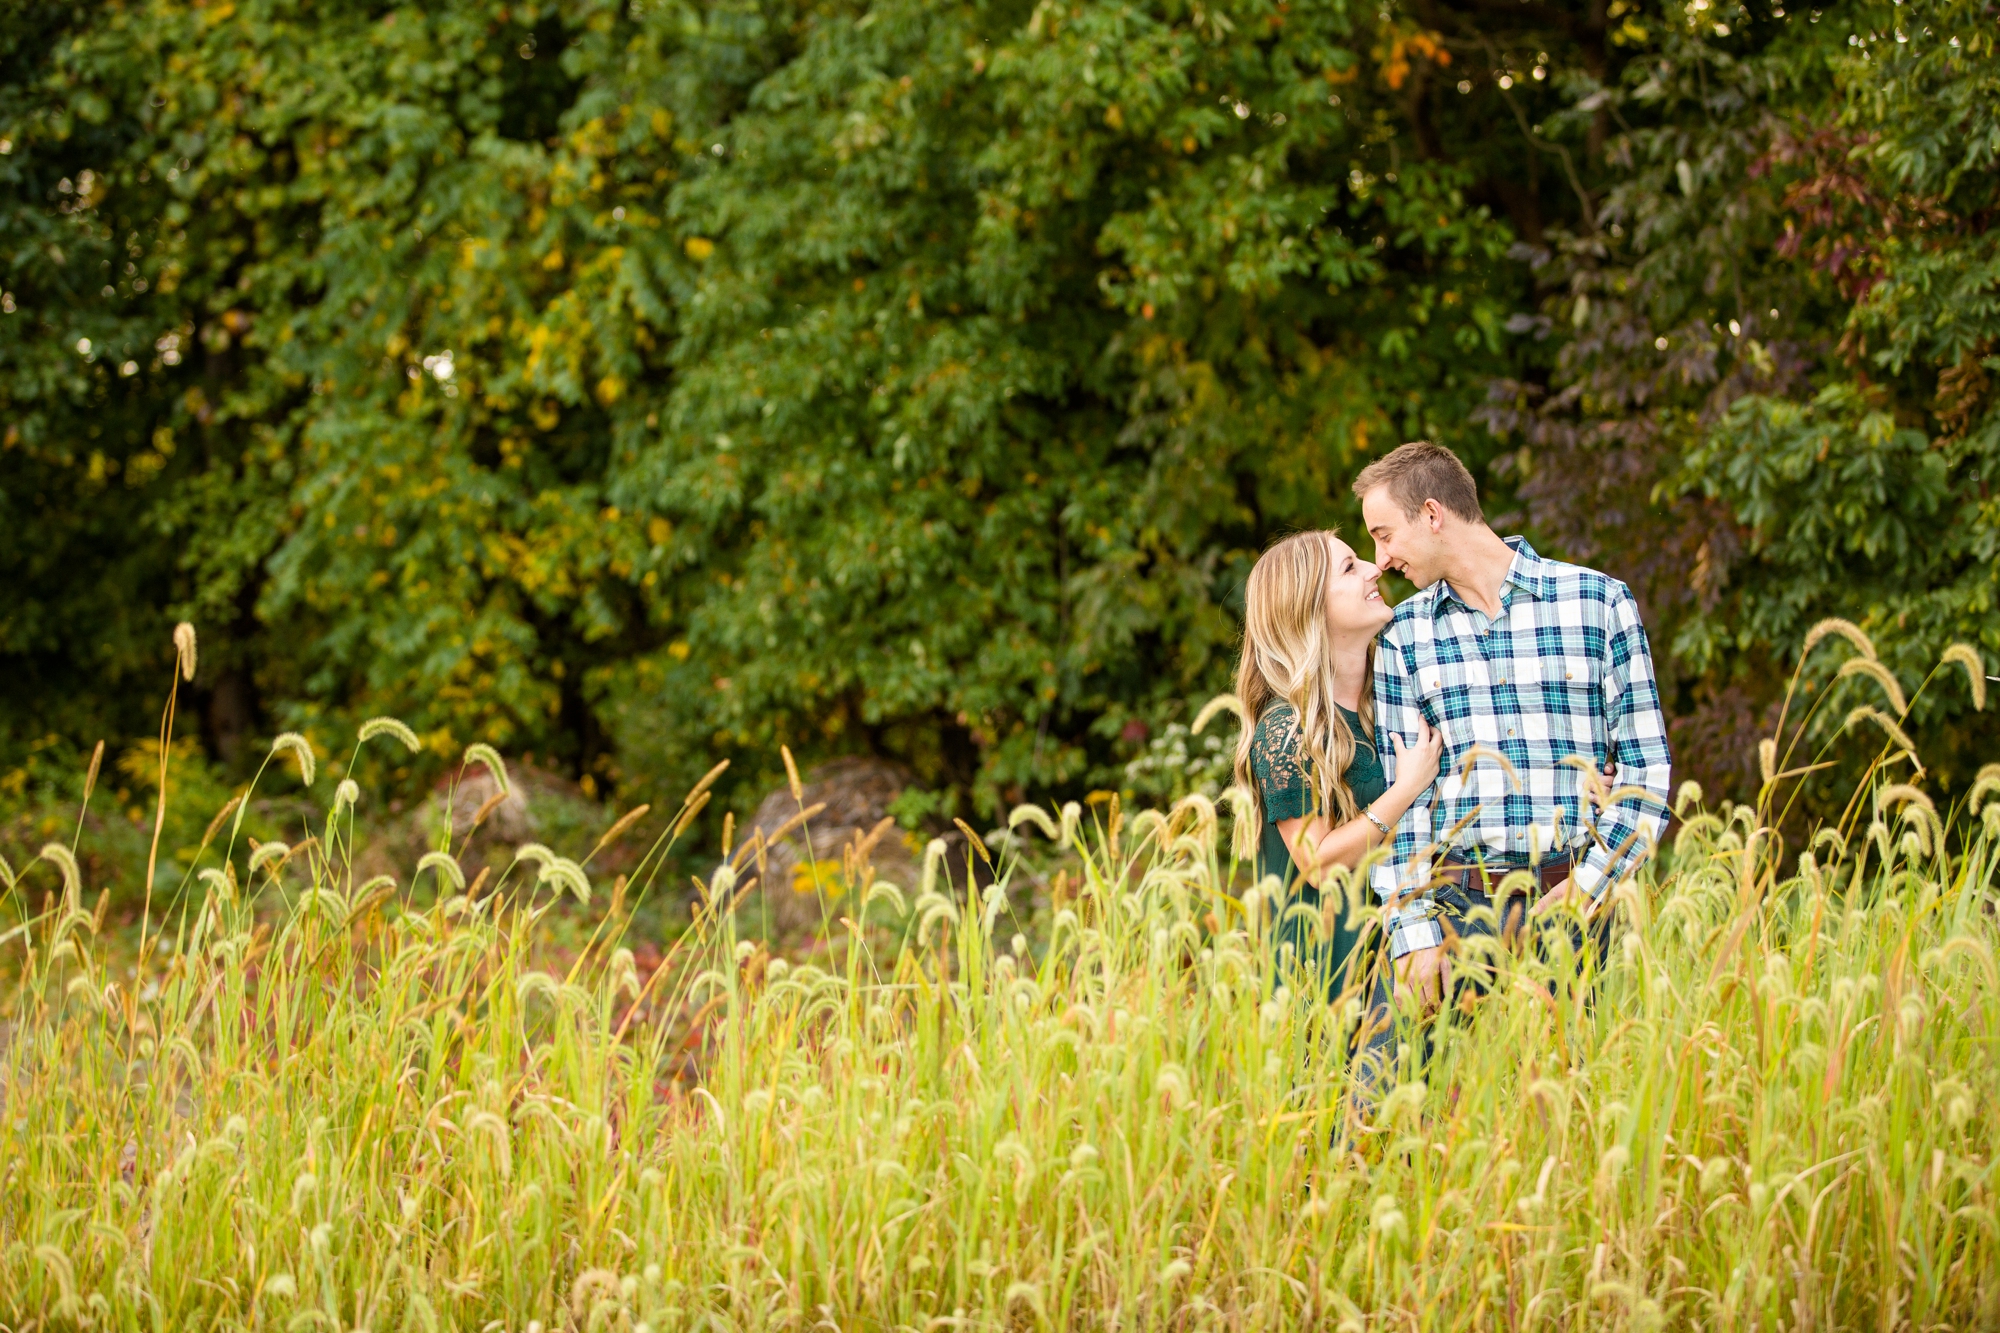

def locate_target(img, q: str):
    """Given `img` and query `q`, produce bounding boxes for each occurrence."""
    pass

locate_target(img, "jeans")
[1350,881,1615,1101]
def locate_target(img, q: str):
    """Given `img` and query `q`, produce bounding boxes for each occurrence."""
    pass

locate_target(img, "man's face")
[1360,486,1446,588]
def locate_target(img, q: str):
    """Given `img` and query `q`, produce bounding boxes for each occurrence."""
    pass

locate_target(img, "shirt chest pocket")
[1540,655,1601,710]
[1412,660,1479,727]
[1525,654,1606,749]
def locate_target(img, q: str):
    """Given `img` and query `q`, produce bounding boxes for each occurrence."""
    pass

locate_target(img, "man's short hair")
[1351,441,1483,523]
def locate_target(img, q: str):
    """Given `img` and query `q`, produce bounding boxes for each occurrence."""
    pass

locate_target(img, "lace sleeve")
[1250,704,1312,823]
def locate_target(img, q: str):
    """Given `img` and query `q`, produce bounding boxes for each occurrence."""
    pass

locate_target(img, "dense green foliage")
[2,0,1995,821]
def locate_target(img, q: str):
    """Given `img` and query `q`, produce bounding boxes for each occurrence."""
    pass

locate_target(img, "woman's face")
[1323,536,1391,640]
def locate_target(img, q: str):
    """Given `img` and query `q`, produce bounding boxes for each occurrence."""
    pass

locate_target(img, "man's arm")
[1371,627,1444,958]
[1573,585,1673,898]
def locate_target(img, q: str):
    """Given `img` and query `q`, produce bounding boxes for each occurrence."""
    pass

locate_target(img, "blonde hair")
[1231,531,1376,857]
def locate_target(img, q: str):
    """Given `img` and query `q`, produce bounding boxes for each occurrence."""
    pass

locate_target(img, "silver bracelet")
[1363,807,1392,837]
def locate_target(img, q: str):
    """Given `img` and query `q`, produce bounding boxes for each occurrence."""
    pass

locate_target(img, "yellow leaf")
[684,236,715,261]
[542,249,565,270]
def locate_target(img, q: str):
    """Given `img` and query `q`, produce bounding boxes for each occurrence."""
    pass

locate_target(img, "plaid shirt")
[1370,537,1673,958]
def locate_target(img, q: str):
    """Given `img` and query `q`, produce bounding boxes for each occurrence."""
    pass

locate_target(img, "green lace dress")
[1250,701,1388,1001]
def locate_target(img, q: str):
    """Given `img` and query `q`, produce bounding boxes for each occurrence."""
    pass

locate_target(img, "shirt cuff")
[1387,913,1443,959]
[1572,857,1610,899]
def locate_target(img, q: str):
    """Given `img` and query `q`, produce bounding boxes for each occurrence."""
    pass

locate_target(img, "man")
[1354,442,1673,1008]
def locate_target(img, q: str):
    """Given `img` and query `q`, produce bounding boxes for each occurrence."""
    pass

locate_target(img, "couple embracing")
[1230,442,1674,1071]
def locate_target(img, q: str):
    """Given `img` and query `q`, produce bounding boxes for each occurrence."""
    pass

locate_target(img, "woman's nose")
[1361,560,1381,580]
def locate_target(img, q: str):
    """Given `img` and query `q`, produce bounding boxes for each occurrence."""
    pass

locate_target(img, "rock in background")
[733,757,920,939]
[353,764,640,896]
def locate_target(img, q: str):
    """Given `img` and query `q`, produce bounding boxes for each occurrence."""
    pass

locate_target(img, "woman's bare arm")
[1274,719,1441,887]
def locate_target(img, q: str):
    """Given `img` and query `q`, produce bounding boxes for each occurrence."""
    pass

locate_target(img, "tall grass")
[3,697,1998,1328]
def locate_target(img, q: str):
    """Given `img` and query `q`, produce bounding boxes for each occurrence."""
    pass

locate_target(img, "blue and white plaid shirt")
[1371,537,1673,958]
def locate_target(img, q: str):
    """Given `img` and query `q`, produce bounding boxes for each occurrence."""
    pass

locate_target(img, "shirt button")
[1508,728,1515,736]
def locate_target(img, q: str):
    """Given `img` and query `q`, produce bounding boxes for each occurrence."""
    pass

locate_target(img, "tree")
[11,0,1982,828]
[1478,0,1997,797]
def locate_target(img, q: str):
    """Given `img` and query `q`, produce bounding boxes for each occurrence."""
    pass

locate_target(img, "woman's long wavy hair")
[1231,530,1376,858]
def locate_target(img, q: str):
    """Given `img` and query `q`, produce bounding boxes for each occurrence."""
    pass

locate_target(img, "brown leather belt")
[1433,858,1572,897]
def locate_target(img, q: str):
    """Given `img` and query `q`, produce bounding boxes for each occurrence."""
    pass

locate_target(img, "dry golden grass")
[1,628,1995,1329]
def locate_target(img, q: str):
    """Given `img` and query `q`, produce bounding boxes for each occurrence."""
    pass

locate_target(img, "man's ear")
[1423,498,1446,533]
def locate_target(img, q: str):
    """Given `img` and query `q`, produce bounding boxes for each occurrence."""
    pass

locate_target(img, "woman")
[1233,530,1442,1002]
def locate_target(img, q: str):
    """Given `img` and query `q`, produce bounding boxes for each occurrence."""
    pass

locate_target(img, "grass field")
[3,643,1997,1330]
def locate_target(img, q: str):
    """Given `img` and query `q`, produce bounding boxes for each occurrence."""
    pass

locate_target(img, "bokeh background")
[3,0,1994,895]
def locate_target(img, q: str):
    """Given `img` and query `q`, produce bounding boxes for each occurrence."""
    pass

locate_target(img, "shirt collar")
[1429,535,1552,613]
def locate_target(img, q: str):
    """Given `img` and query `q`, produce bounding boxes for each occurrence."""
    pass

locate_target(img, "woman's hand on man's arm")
[1276,718,1444,885]
[1387,718,1443,798]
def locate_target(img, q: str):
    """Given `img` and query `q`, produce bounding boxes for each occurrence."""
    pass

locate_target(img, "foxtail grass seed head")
[541,857,591,904]
[0,851,13,890]
[351,874,397,915]
[952,818,991,864]
[201,793,245,849]
[706,862,737,903]
[1837,657,1909,716]
[247,841,290,875]
[1191,691,1247,735]
[270,732,317,786]
[1941,642,1987,710]
[358,715,422,752]
[1224,784,1257,859]
[1875,783,1934,815]
[471,789,508,830]
[462,742,511,796]
[864,879,906,913]
[38,842,81,902]
[198,866,235,903]
[512,842,556,872]
[920,837,949,898]
[1843,705,1917,756]
[417,850,467,891]
[588,804,650,863]
[173,621,197,681]
[781,744,803,802]
[688,758,730,803]
[1969,764,2000,816]
[1007,803,1060,840]
[1457,742,1523,791]
[83,739,104,802]
[334,779,360,815]
[670,789,711,838]
[1802,616,1877,662]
